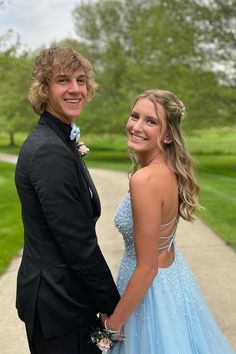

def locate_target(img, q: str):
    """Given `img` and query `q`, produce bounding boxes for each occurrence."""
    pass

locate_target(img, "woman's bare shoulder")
[130,164,174,189]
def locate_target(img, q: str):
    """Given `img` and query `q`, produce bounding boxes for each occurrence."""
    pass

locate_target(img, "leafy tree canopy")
[72,0,235,133]
[0,0,235,138]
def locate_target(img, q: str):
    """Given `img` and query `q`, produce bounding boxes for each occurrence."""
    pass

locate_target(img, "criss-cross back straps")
[159,217,179,252]
[161,216,177,228]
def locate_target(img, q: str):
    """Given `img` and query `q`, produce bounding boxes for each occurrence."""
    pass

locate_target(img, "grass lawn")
[0,162,23,275]
[185,127,236,155]
[0,127,235,274]
[0,132,26,155]
[195,155,236,249]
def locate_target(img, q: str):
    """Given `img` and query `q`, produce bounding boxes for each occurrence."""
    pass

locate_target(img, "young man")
[15,47,120,354]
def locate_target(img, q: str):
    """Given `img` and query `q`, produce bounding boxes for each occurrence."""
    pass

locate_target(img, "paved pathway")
[0,152,18,164]
[0,154,235,353]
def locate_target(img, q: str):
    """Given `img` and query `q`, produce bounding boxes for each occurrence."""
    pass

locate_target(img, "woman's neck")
[139,150,165,167]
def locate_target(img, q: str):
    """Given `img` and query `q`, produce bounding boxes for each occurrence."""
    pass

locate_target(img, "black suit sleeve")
[29,142,120,314]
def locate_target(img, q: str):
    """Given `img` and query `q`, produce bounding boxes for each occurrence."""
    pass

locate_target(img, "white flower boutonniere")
[70,123,80,141]
[70,124,89,157]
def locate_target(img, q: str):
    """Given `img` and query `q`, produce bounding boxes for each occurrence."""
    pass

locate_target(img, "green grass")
[0,132,27,155]
[1,126,236,155]
[0,127,235,275]
[195,155,236,249]
[0,145,21,155]
[0,162,23,274]
[185,126,236,155]
[85,149,130,171]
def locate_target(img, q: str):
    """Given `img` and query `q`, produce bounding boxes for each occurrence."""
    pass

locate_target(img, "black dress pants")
[26,309,100,354]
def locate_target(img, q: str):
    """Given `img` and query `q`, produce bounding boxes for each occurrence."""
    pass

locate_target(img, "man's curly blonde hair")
[29,47,97,115]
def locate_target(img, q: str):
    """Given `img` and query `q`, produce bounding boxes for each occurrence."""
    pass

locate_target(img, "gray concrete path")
[0,152,18,164]
[0,154,235,353]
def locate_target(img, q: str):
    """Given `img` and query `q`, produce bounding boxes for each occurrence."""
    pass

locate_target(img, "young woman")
[104,89,235,353]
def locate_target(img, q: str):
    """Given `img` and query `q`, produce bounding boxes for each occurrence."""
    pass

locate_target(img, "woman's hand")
[105,316,123,333]
[99,312,122,332]
[100,315,124,341]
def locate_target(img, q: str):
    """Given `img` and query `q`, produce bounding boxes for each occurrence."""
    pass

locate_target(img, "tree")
[0,51,35,145]
[72,0,234,133]
[0,0,7,7]
[192,0,236,86]
[0,0,12,50]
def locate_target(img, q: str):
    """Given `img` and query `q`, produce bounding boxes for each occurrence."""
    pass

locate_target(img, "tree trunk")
[9,132,15,147]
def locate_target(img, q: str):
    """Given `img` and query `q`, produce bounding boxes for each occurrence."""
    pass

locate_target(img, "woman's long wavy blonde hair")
[129,89,200,222]
[29,47,97,115]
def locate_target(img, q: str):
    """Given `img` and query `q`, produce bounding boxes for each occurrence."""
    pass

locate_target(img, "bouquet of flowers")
[91,327,124,352]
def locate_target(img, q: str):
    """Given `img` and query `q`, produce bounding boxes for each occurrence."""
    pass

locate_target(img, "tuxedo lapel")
[70,141,101,221]
[79,158,101,220]
[39,113,100,221]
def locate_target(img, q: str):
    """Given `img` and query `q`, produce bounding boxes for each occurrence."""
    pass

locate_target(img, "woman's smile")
[129,132,148,142]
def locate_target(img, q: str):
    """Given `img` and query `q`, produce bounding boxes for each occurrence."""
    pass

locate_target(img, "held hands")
[90,313,125,351]
[99,313,125,342]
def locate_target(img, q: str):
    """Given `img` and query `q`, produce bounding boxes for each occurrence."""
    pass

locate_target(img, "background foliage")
[0,0,235,142]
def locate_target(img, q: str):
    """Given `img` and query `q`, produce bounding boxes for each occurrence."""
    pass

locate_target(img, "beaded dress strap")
[161,216,177,228]
[159,217,179,252]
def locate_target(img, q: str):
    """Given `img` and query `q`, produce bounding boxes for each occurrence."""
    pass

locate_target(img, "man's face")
[46,67,88,124]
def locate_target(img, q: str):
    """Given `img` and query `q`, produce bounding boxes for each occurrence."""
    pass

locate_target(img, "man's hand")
[99,312,108,328]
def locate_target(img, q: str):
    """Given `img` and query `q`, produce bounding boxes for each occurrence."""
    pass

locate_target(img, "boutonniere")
[70,123,80,141]
[70,123,89,157]
[77,142,90,157]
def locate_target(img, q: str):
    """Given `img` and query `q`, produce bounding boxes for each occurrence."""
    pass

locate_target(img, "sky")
[0,0,83,51]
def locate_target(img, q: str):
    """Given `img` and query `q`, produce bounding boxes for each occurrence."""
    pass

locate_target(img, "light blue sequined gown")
[110,194,235,354]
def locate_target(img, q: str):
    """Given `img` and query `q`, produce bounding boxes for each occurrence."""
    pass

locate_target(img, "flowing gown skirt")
[110,250,235,354]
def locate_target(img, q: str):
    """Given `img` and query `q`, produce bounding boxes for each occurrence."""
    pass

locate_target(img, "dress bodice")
[114,193,178,259]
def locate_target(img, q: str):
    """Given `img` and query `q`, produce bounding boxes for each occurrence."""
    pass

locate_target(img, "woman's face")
[126,97,168,155]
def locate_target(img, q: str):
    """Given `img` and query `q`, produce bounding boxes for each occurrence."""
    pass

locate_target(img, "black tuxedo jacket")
[15,112,120,339]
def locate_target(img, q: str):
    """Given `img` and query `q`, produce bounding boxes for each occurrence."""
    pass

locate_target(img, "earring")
[163,138,173,144]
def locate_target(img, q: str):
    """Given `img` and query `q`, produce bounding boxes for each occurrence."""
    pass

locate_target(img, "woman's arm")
[106,167,162,330]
